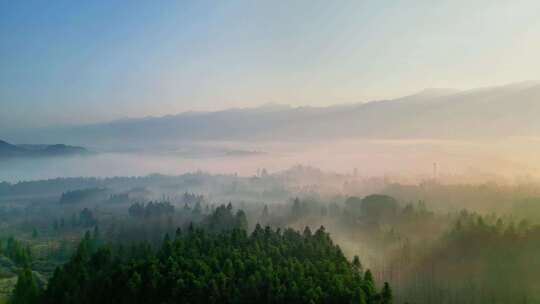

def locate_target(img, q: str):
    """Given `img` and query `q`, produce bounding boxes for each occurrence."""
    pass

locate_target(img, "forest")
[6,203,389,304]
[1,168,540,303]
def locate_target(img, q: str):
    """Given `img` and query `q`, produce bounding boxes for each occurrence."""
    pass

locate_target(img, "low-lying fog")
[2,137,540,183]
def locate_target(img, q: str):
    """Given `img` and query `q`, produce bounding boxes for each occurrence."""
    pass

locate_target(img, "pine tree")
[11,267,40,304]
[381,282,393,304]
[363,269,376,300]
[353,255,363,273]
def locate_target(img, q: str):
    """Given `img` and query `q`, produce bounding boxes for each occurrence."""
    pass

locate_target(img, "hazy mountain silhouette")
[0,140,90,158]
[3,81,540,146]
[0,140,26,157]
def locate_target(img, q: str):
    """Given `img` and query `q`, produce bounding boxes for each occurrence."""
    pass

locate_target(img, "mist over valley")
[3,1,540,303]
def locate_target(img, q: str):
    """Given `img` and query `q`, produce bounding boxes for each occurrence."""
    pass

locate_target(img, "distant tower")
[353,168,358,178]
[433,162,438,180]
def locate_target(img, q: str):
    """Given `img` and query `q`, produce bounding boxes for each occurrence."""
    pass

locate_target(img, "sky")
[1,0,540,129]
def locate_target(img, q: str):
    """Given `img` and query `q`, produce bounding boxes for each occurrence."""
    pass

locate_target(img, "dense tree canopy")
[38,223,389,304]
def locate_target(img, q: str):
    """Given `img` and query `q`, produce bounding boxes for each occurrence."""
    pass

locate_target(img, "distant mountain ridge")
[3,81,540,146]
[0,140,90,158]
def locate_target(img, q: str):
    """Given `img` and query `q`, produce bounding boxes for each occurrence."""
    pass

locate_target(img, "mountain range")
[3,81,540,147]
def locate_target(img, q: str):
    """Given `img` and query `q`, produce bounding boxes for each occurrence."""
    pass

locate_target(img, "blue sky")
[1,0,539,128]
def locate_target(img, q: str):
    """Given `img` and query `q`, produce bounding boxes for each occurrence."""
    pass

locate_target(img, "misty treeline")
[390,211,540,304]
[2,168,540,303]
[4,166,540,214]
[255,195,540,303]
